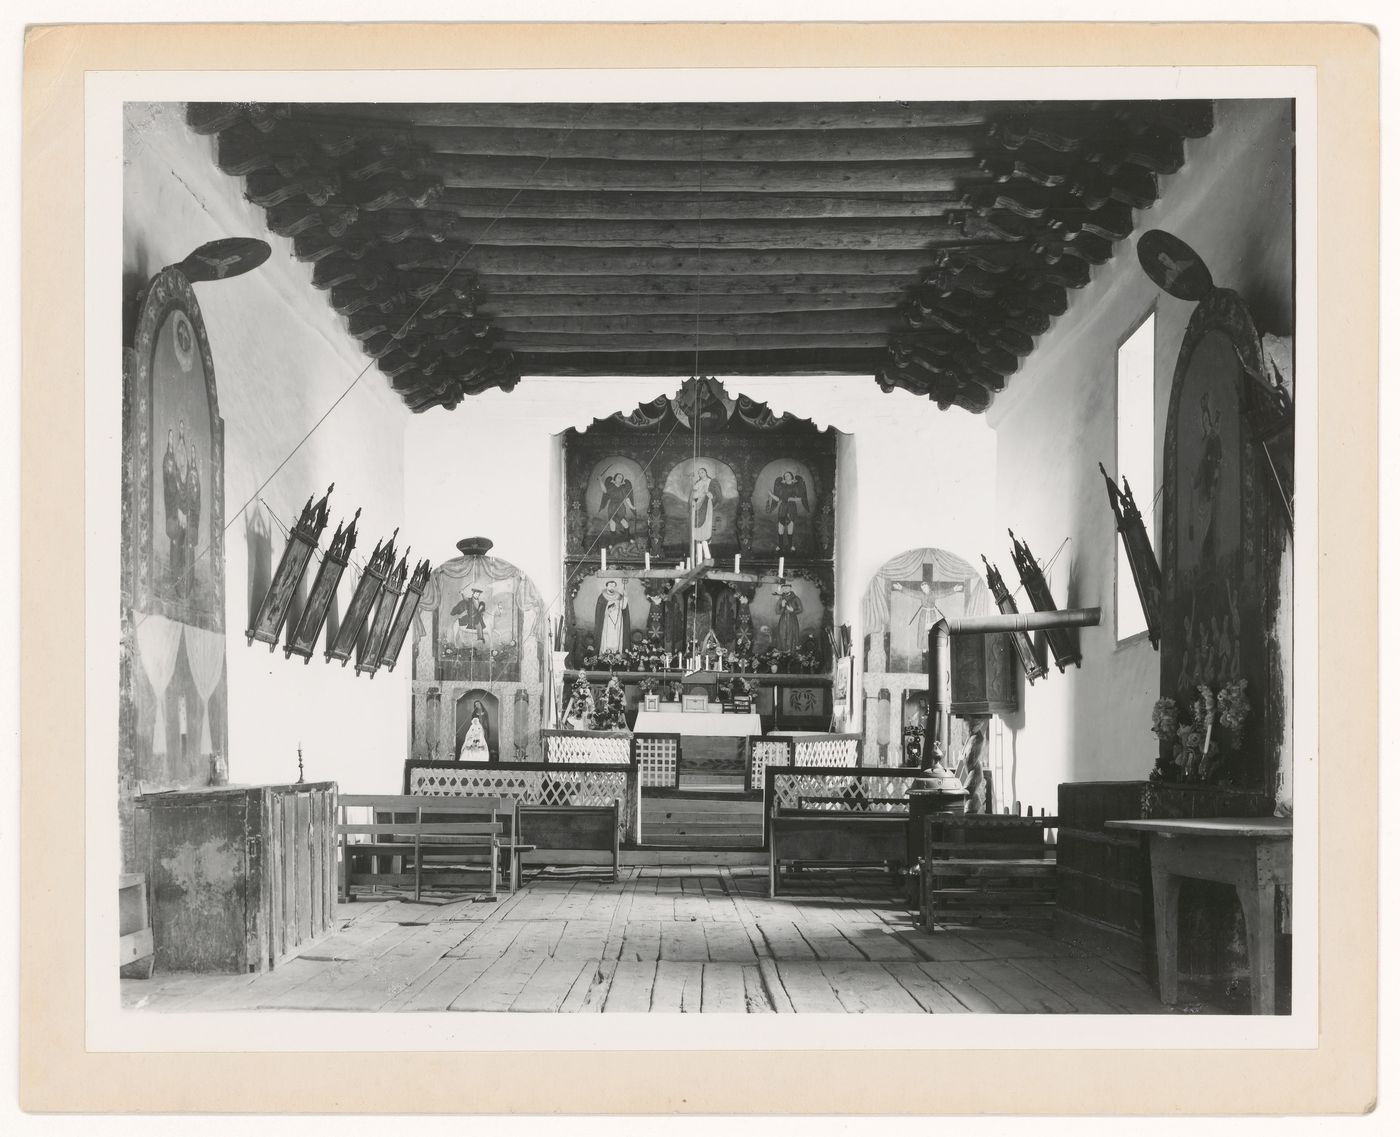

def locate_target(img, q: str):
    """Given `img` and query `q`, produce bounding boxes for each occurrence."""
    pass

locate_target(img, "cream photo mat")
[20,20,1377,1115]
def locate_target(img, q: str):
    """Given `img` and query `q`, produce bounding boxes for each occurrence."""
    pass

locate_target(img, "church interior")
[117,97,1296,1015]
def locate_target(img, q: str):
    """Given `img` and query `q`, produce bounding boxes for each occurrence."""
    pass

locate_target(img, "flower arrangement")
[1151,679,1251,784]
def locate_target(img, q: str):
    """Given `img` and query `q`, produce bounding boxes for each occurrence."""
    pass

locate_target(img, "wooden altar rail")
[403,759,641,845]
[746,732,864,791]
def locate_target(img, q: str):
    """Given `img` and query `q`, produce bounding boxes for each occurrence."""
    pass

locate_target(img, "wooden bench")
[337,794,530,902]
[768,808,908,897]
[518,802,620,881]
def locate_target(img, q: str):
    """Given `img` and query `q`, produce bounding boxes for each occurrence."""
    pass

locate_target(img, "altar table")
[632,710,763,737]
[1105,817,1292,1015]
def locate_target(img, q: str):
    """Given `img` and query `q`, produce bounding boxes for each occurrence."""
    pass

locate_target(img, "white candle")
[644,552,651,570]
[734,554,741,572]
[600,547,607,571]
[778,556,785,578]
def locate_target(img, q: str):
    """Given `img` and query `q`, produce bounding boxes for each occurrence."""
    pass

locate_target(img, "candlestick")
[644,552,651,571]
[778,556,785,578]
[734,554,741,572]
[600,547,607,571]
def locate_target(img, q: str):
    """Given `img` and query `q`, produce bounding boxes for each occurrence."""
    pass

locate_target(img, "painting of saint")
[594,578,631,655]
[450,585,488,648]
[774,581,804,655]
[751,459,816,555]
[662,457,737,552]
[584,456,649,552]
[1173,330,1242,581]
[148,302,214,616]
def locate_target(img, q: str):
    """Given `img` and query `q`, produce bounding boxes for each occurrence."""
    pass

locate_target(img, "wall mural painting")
[120,268,229,870]
[411,544,547,762]
[751,458,816,556]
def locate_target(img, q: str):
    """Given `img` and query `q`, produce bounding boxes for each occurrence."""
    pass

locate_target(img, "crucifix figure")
[891,565,962,673]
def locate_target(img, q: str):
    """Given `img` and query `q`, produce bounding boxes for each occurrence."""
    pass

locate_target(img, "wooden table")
[1105,817,1292,1014]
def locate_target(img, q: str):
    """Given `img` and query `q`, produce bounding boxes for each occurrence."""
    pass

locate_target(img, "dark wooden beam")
[510,348,881,375]
[474,272,920,296]
[381,244,960,277]
[489,310,909,336]
[477,291,909,316]
[435,189,968,220]
[498,332,895,351]
[413,124,991,163]
[426,155,991,194]
[286,101,1065,132]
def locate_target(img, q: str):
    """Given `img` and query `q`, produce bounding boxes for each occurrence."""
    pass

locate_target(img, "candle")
[600,547,607,571]
[778,556,785,578]
[644,552,651,571]
[734,554,741,572]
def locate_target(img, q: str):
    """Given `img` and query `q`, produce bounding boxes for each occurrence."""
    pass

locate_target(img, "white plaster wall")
[123,104,412,793]
[403,375,999,697]
[987,100,1295,811]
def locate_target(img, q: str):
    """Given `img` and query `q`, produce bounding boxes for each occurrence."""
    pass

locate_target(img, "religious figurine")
[459,701,490,761]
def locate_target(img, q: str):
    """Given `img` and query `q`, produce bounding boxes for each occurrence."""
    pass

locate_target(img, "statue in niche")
[459,701,490,762]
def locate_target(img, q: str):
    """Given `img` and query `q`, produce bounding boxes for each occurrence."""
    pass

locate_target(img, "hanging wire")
[129,104,599,637]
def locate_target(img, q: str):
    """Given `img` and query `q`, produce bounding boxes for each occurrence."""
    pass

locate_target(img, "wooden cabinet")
[137,782,337,974]
[950,632,1017,715]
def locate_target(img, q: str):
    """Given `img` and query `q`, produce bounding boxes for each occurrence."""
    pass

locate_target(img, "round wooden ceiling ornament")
[174,237,272,283]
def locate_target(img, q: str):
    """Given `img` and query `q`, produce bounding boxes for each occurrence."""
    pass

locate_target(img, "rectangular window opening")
[1116,312,1156,643]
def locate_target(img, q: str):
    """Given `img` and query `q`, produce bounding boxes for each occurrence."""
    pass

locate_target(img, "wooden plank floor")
[121,866,1185,1014]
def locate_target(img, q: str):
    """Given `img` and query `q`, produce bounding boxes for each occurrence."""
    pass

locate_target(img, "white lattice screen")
[408,765,636,843]
[793,736,861,768]
[749,738,793,790]
[771,771,918,813]
[542,732,632,765]
[633,735,679,788]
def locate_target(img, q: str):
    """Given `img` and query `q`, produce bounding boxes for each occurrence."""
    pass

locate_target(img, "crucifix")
[891,564,963,673]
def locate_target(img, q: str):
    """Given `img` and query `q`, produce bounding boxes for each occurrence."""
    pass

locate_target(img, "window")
[1115,312,1156,642]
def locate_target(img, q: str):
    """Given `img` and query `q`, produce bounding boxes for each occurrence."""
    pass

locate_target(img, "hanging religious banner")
[1098,463,1163,649]
[1008,530,1082,672]
[246,484,332,650]
[980,554,1047,684]
[325,528,397,666]
[357,550,411,676]
[284,508,360,662]
[380,557,432,673]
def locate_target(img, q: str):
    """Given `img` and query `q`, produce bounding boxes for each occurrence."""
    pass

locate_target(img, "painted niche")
[411,540,548,762]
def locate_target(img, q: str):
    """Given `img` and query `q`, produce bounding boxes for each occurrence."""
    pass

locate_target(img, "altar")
[632,709,763,737]
[633,708,764,786]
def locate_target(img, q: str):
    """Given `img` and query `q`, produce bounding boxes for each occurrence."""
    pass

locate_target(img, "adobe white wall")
[402,375,1000,704]
[123,103,412,794]
[987,99,1295,812]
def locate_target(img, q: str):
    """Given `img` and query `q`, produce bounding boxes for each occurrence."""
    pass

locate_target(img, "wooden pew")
[337,794,509,903]
[768,808,908,897]
[518,802,621,881]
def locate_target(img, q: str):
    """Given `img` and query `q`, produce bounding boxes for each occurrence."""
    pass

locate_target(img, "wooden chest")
[137,782,337,974]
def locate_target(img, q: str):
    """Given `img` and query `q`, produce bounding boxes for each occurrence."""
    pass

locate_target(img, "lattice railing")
[792,733,863,768]
[541,729,632,765]
[632,733,680,789]
[405,761,638,844]
[748,736,794,791]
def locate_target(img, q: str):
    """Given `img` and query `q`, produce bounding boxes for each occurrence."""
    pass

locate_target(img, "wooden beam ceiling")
[189,99,1213,412]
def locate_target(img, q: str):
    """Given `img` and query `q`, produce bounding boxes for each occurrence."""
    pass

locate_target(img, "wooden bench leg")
[1238,878,1278,1015]
[769,843,779,898]
[1151,861,1183,1006]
